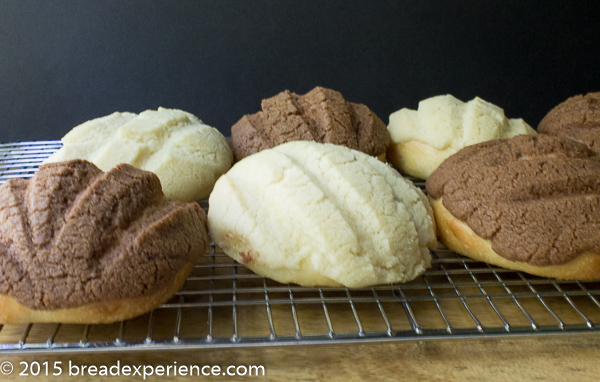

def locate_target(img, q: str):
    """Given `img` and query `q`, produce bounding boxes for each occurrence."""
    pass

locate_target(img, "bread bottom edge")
[431,198,600,280]
[387,140,452,180]
[0,262,194,324]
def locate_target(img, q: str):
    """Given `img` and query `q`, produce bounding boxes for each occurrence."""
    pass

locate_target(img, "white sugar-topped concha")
[387,95,536,179]
[208,141,436,288]
[44,107,232,201]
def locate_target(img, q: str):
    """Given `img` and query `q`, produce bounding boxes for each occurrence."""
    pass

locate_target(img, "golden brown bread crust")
[387,140,455,179]
[431,198,600,280]
[0,263,194,324]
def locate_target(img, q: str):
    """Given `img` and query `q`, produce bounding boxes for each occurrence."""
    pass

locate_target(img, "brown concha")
[230,86,391,161]
[538,91,600,153]
[0,160,208,317]
[426,134,600,268]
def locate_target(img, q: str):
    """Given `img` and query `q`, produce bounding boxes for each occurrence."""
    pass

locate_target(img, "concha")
[0,160,208,323]
[208,141,435,288]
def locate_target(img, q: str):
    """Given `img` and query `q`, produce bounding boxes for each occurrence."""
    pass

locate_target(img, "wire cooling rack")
[0,140,599,354]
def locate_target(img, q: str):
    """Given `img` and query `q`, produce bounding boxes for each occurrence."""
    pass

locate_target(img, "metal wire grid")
[0,140,599,354]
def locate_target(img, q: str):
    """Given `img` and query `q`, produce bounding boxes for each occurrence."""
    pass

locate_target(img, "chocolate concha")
[426,134,600,279]
[230,86,391,161]
[538,92,600,153]
[0,160,208,324]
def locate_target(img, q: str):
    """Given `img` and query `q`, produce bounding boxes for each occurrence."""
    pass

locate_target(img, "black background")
[1,0,599,142]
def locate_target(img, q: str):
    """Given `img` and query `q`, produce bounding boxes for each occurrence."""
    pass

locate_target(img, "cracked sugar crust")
[426,135,600,266]
[230,87,391,161]
[43,107,233,202]
[538,92,600,153]
[0,160,208,310]
[208,141,434,288]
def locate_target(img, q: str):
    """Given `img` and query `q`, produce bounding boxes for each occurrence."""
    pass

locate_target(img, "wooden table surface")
[1,334,600,381]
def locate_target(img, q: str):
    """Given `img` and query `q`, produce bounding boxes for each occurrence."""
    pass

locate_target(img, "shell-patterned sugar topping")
[208,141,435,288]
[426,134,600,266]
[0,160,208,312]
[388,95,535,151]
[230,86,391,161]
[44,107,233,202]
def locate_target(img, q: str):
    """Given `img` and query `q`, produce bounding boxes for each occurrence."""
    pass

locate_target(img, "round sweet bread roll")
[538,91,600,153]
[230,86,391,162]
[426,135,600,280]
[44,107,233,202]
[208,141,436,287]
[0,160,209,324]
[387,95,536,179]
